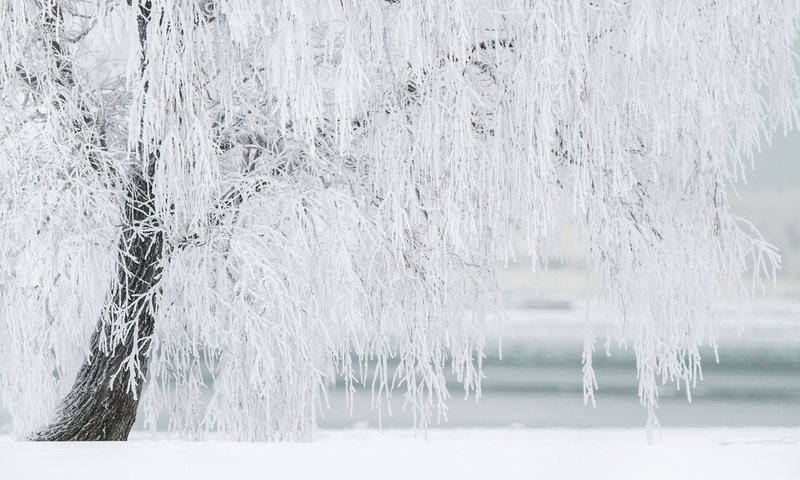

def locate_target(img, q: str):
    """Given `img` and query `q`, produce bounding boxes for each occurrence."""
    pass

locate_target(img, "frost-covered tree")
[0,0,797,441]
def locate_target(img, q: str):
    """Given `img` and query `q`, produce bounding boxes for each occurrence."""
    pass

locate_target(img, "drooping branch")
[1,0,795,443]
[14,0,117,182]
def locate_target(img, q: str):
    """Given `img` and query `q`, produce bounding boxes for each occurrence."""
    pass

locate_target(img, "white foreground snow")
[1,428,798,480]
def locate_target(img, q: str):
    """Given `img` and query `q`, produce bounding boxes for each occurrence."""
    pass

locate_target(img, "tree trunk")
[29,0,159,442]
[30,168,162,441]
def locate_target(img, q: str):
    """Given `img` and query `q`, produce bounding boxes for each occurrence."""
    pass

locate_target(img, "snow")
[1,428,798,480]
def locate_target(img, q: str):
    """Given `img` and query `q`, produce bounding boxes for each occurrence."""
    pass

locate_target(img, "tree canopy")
[0,0,798,441]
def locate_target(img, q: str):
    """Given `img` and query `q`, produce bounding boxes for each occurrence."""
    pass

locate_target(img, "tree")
[0,0,797,442]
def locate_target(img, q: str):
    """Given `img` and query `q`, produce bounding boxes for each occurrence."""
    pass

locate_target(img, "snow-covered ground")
[1,428,798,480]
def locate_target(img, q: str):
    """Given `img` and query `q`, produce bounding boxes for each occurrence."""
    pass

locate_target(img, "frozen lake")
[316,300,800,429]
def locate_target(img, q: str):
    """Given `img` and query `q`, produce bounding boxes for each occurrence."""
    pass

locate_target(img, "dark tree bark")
[30,168,163,441]
[31,0,159,442]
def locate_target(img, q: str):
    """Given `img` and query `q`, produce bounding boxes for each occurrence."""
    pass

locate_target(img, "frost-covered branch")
[1,0,798,442]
